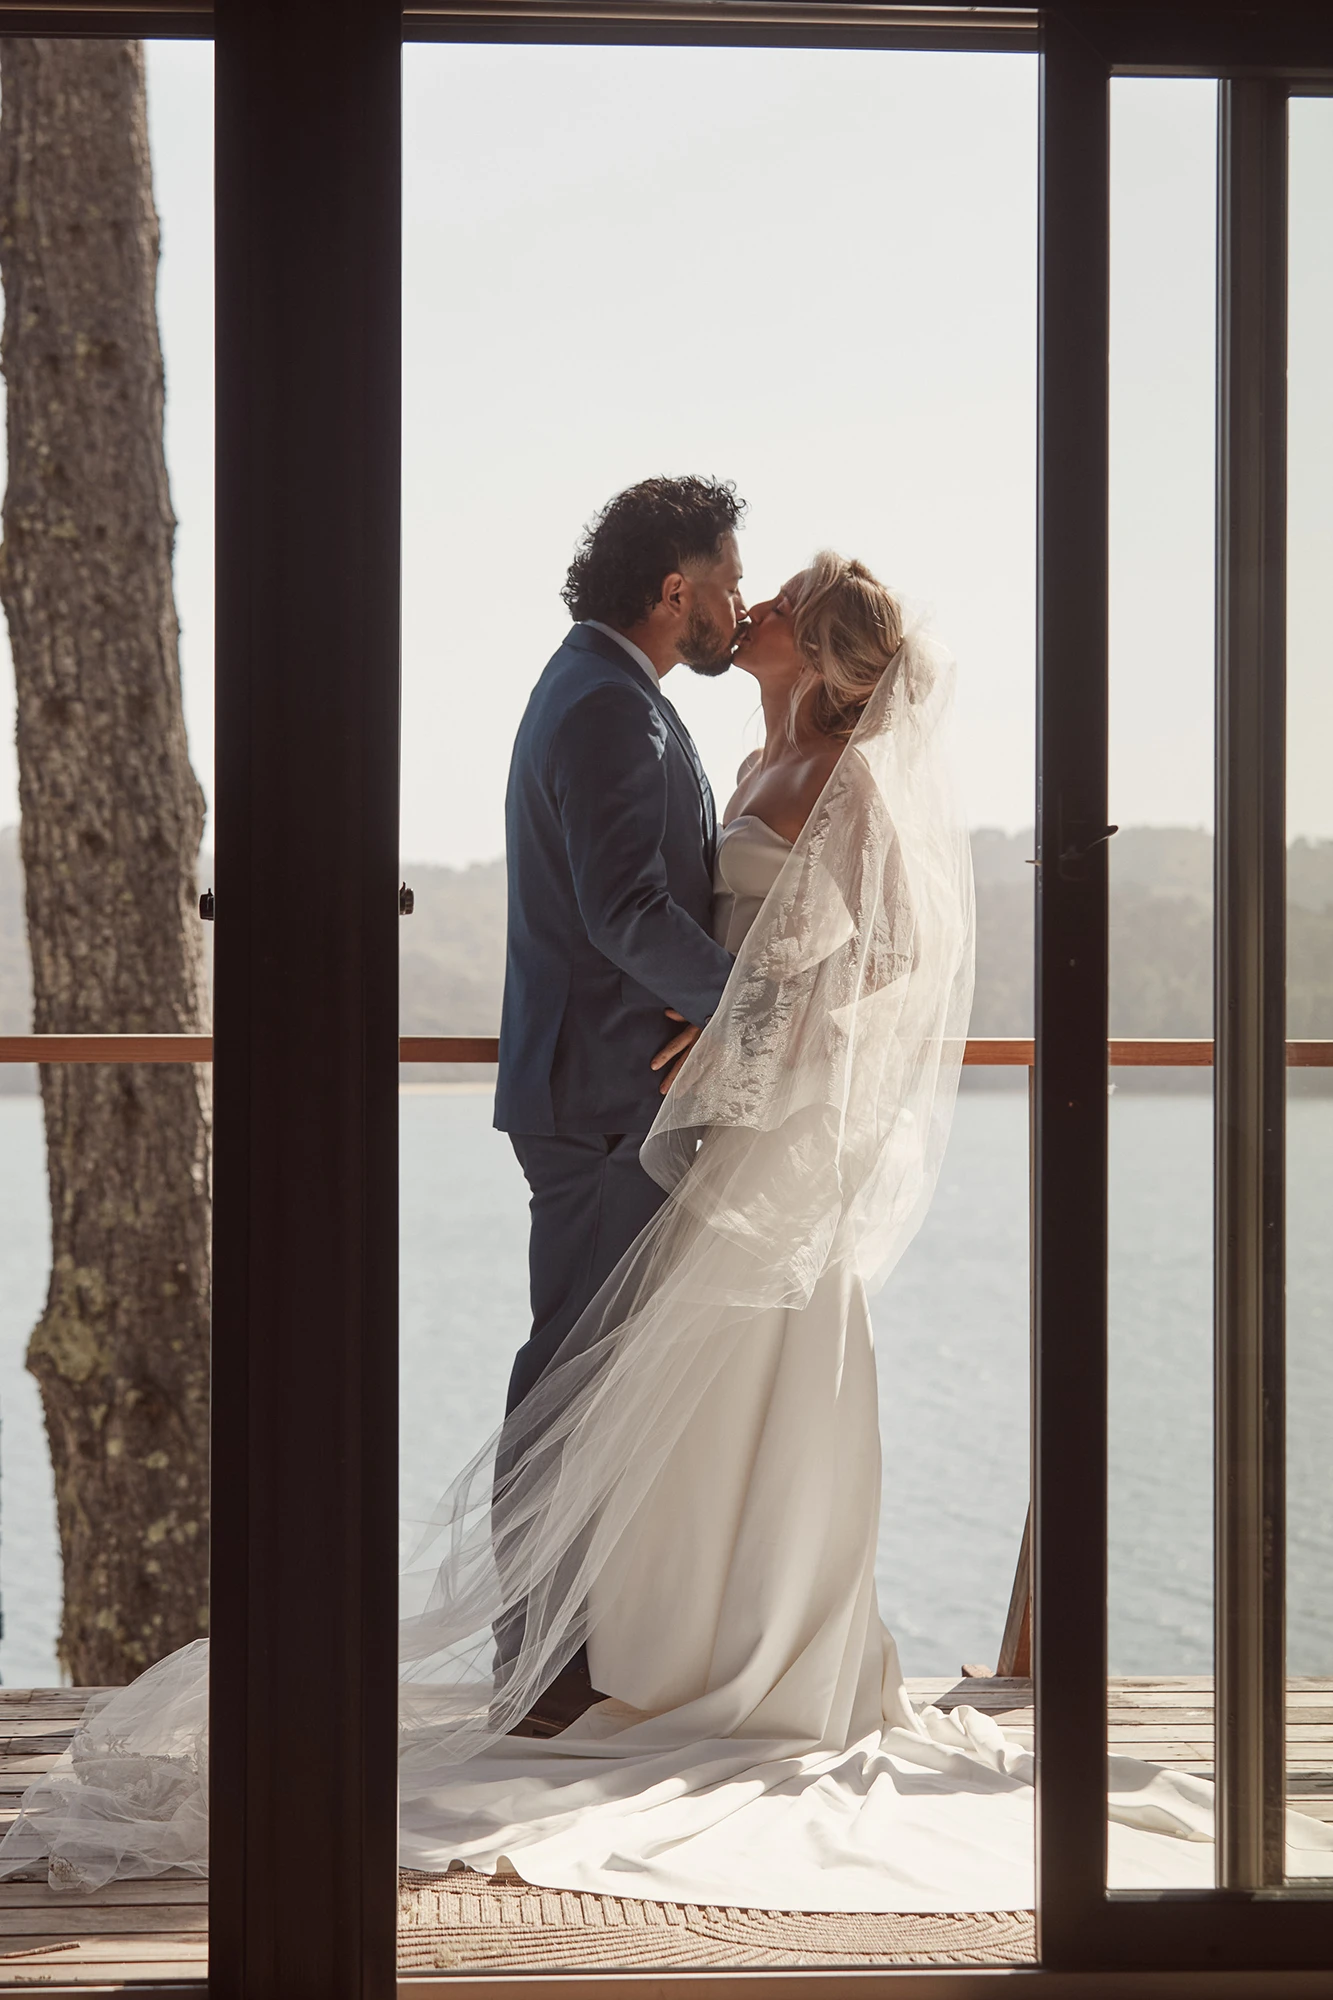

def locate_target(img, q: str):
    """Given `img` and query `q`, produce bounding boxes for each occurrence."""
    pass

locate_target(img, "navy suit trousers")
[506,1130,668,1416]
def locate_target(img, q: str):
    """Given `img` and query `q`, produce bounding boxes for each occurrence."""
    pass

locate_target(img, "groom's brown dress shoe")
[507,1652,606,1740]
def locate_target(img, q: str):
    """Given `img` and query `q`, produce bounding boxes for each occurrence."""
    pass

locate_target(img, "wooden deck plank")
[0,1739,86,1758]
[0,1949,207,1975]
[0,1964,207,1983]
[0,1691,96,1711]
[0,1880,203,1909]
[0,1905,207,1938]
[0,1935,207,1955]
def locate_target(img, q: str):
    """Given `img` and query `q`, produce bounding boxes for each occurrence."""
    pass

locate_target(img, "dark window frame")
[1,3,1329,1994]
[1035,5,1333,1977]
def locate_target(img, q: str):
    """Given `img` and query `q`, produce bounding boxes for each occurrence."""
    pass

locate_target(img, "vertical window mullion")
[1033,5,1113,1965]
[210,2,403,1994]
[1214,72,1289,1894]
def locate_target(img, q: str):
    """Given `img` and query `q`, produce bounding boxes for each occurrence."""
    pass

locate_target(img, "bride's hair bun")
[790,552,904,742]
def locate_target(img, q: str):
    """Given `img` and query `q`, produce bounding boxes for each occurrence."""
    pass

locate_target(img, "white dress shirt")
[584,620,660,689]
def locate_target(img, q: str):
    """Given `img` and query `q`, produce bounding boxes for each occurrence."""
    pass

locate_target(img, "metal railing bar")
[1,1033,1331,1065]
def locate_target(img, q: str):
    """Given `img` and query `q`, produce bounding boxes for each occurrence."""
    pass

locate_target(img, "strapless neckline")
[720,812,793,848]
[712,814,793,952]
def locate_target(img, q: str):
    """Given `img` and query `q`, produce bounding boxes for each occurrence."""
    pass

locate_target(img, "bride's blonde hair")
[789,550,904,743]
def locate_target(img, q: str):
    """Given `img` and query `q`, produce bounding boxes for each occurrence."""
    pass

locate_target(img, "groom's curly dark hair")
[562,476,746,628]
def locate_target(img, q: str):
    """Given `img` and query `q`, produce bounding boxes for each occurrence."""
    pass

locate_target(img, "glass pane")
[0,38,213,1979]
[1285,90,1333,1879]
[400,38,1039,1967]
[1106,75,1218,1891]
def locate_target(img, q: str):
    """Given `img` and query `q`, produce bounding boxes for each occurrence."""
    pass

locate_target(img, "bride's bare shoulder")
[722,749,764,824]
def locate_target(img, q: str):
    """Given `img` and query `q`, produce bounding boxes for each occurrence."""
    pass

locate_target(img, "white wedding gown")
[6,656,1331,1909]
[395,814,1333,1909]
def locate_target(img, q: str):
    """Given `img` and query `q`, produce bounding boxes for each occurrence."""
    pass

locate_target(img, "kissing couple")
[11,479,1331,1913]
[488,473,949,1741]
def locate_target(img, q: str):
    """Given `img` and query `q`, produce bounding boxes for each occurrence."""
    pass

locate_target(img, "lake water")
[2,1090,1330,1687]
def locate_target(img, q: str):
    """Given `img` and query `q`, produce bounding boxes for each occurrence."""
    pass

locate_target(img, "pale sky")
[0,45,1326,862]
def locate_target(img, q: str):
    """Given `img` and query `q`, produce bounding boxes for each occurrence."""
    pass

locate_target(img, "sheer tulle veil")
[0,616,974,1888]
[396,617,974,1759]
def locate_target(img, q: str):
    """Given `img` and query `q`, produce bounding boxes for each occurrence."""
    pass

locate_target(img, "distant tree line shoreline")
[4,821,1333,1096]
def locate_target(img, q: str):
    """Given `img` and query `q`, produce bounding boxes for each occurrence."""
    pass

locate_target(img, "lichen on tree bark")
[0,39,211,1684]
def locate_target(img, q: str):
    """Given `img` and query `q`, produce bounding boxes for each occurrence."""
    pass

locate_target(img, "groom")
[494,475,747,1728]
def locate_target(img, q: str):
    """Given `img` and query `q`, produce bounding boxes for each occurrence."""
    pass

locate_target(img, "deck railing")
[1,1034,1332,1066]
[4,1031,1330,1682]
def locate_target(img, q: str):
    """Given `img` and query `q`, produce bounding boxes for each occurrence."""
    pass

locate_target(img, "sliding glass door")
[1035,3,1333,1971]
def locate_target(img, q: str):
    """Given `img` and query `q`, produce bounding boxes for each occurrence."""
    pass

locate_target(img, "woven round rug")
[398,1871,1036,1970]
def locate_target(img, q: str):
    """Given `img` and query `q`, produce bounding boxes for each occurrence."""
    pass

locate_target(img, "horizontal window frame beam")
[0,2,210,32]
[403,3,1036,52]
[0,8,1325,74]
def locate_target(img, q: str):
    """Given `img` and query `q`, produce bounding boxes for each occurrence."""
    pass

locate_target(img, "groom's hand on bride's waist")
[651,1009,703,1094]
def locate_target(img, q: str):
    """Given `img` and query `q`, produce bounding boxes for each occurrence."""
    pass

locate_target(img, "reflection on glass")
[1106,75,1218,1889]
[1285,92,1333,1879]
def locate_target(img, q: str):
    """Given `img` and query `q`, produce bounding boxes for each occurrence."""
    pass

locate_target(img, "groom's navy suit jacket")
[495,623,734,1136]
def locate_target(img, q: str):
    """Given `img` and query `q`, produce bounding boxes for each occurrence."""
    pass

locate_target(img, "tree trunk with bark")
[0,39,211,1685]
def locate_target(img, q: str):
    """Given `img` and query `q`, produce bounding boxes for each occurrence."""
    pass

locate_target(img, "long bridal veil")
[0,622,975,1888]
[396,622,974,1759]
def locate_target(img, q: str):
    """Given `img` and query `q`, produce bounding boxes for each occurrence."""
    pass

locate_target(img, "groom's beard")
[678,606,735,678]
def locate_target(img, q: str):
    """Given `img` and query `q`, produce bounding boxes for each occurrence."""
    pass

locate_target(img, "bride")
[5,554,1331,1909]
